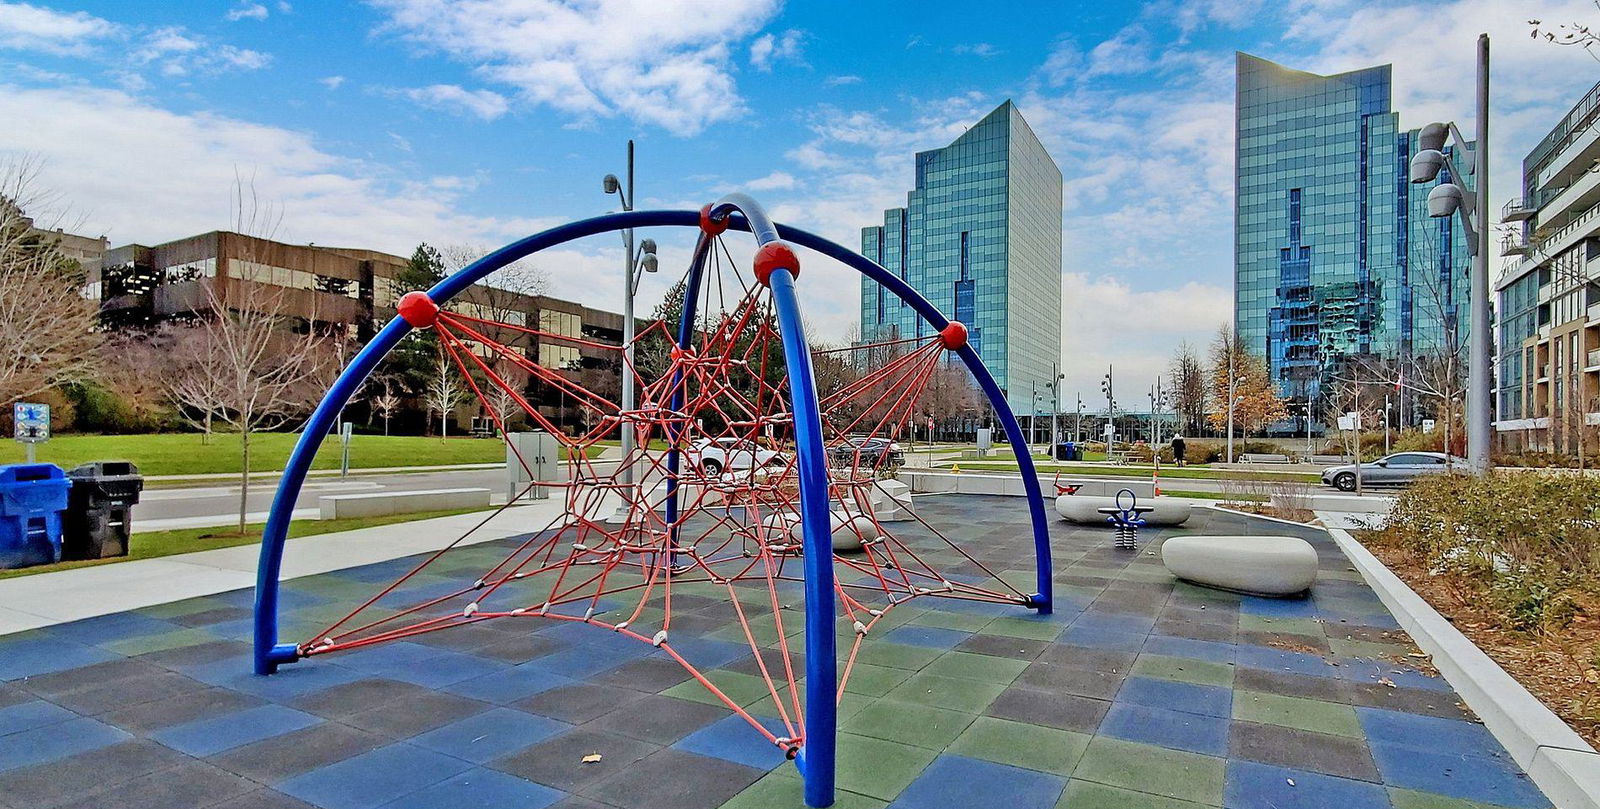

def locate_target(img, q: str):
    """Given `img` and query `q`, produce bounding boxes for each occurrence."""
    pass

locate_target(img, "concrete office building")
[1235,54,1472,430]
[859,100,1063,416]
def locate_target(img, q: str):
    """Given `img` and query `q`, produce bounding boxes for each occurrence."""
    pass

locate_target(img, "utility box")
[0,463,72,569]
[507,431,559,501]
[63,461,144,561]
[976,428,992,455]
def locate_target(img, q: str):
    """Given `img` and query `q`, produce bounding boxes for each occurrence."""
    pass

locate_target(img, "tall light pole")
[1045,364,1063,458]
[603,140,658,515]
[1226,338,1237,463]
[1100,365,1115,446]
[1408,34,1491,473]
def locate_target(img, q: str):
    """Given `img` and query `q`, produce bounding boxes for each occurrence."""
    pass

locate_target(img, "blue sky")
[2,0,1597,398]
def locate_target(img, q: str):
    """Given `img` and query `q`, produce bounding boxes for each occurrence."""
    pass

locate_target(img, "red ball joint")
[753,240,800,287]
[940,321,968,350]
[699,204,729,236]
[397,291,440,329]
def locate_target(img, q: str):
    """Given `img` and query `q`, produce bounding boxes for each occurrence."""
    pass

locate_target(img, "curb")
[1322,520,1600,809]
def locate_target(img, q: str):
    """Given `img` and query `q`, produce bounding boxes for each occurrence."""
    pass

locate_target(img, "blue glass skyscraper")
[860,101,1063,415]
[1236,54,1471,424]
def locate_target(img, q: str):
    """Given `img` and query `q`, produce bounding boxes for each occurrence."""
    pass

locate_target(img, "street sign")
[13,402,49,443]
[1422,419,1436,433]
[1102,423,1115,437]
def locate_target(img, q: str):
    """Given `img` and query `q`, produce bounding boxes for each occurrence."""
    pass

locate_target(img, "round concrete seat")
[1055,495,1191,526]
[1161,535,1318,597]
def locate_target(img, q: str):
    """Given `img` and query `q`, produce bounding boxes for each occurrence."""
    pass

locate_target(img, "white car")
[687,438,786,477]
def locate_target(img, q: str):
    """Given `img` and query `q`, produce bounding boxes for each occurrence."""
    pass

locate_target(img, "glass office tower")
[1236,54,1470,426]
[860,101,1063,416]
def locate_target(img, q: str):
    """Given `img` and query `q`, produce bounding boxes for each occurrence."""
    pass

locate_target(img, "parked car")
[686,438,786,477]
[1320,451,1466,491]
[828,437,904,470]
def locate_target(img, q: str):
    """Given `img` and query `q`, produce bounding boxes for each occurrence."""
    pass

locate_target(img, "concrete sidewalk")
[0,498,572,637]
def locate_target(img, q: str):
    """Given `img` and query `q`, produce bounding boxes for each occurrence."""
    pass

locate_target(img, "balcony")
[1537,117,1600,192]
[1502,197,1537,223]
[1500,232,1532,256]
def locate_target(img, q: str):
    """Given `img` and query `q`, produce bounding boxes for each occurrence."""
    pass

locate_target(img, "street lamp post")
[1407,34,1491,473]
[603,140,658,518]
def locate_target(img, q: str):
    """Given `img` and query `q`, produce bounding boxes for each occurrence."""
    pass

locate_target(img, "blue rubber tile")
[1238,596,1321,619]
[377,650,510,689]
[338,642,450,673]
[46,612,178,645]
[0,699,76,736]
[1099,702,1229,756]
[883,625,971,649]
[1356,708,1510,762]
[279,742,473,809]
[519,643,648,680]
[673,714,789,770]
[1073,611,1157,635]
[924,599,1016,617]
[1368,743,1548,808]
[0,716,131,772]
[1224,760,1391,809]
[1059,626,1146,652]
[376,767,564,809]
[443,664,574,704]
[888,754,1066,809]
[411,708,569,763]
[1235,646,1339,678]
[1143,635,1238,663]
[0,637,117,681]
[1117,676,1232,718]
[200,661,367,701]
[1335,660,1451,693]
[150,704,322,756]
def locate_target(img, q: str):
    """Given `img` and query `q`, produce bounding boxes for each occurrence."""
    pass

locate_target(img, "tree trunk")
[238,430,251,534]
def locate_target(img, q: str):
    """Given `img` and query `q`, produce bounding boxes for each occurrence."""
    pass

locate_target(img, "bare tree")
[164,324,229,441]
[1169,341,1207,435]
[426,346,466,440]
[0,158,103,405]
[371,375,401,436]
[481,360,530,434]
[1532,5,1600,61]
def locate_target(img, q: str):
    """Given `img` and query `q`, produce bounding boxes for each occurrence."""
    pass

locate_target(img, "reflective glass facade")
[1236,54,1471,419]
[860,101,1063,414]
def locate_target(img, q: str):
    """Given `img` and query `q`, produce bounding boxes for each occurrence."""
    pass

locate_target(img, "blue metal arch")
[252,204,1054,809]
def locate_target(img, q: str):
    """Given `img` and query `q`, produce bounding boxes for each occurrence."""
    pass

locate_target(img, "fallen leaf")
[582,753,603,764]
[1287,778,1296,787]
[1585,670,1599,685]
[1378,677,1396,688]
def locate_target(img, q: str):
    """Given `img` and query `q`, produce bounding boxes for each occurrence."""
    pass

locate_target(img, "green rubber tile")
[841,663,915,697]
[1056,780,1219,808]
[853,641,945,671]
[662,669,774,709]
[1233,691,1362,738]
[885,672,1007,714]
[709,620,785,646]
[100,627,222,656]
[920,651,1029,683]
[833,732,939,801]
[909,609,995,633]
[1129,654,1235,688]
[721,768,887,809]
[1327,637,1412,661]
[1386,787,1515,809]
[1072,737,1225,805]
[948,716,1089,776]
[1237,614,1324,637]
[841,697,977,750]
[983,616,1068,641]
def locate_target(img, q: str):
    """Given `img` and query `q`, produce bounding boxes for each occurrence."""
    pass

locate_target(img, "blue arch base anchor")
[252,198,1054,809]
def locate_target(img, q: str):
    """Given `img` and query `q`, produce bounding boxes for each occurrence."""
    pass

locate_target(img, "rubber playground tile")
[149,703,322,756]
[1367,743,1549,808]
[719,768,887,809]
[1228,721,1379,782]
[586,694,729,745]
[410,707,570,763]
[278,742,473,809]
[945,715,1089,775]
[831,732,940,802]
[918,650,1029,683]
[1117,676,1233,719]
[1072,736,1226,806]
[0,636,117,681]
[517,682,650,724]
[661,669,775,709]
[1223,759,1393,809]
[1055,780,1219,809]
[1233,691,1362,738]
[376,767,565,809]
[0,715,131,772]
[207,722,388,784]
[489,727,660,793]
[1129,653,1235,687]
[850,641,945,671]
[673,714,790,770]
[581,749,763,809]
[1098,702,1230,757]
[837,662,915,697]
[986,684,1110,733]
[887,754,1065,809]
[841,696,976,750]
[0,739,187,808]
[883,671,1007,713]
[881,624,972,650]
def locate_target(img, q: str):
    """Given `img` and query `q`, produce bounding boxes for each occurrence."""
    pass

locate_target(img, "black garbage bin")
[63,461,143,561]
[1054,442,1080,461]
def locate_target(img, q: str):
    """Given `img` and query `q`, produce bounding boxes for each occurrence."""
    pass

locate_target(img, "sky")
[2,0,1599,403]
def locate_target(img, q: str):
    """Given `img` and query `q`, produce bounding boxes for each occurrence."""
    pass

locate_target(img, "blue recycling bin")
[0,464,72,569]
[1054,442,1081,461]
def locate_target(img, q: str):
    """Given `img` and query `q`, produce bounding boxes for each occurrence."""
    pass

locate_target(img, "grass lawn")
[0,433,599,477]
[950,460,1322,484]
[0,507,488,580]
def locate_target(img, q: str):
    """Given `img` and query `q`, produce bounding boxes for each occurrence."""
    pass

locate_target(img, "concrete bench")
[319,488,491,520]
[1161,535,1317,596]
[1055,494,1192,525]
[1239,453,1290,464]
[1307,455,1348,465]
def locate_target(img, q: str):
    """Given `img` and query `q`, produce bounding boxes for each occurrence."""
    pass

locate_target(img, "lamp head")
[602,174,620,194]
[1410,149,1445,184]
[639,238,657,254]
[1427,183,1465,218]
[641,253,659,273]
[1418,122,1449,152]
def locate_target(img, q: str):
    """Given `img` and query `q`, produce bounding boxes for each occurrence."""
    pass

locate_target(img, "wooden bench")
[319,488,491,519]
[1107,450,1138,465]
[1307,455,1348,465]
[1239,453,1290,464]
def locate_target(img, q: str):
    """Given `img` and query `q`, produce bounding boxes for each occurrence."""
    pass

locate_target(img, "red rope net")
[298,238,1029,754]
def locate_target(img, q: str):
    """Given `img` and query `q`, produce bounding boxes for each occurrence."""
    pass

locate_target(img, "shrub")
[1383,472,1600,630]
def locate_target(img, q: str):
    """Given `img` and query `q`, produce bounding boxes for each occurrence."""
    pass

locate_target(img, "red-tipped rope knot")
[397,290,440,329]
[699,204,729,236]
[753,240,800,287]
[940,321,968,350]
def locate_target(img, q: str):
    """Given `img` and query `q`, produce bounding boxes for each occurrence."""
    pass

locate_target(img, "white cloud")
[749,28,804,72]
[318,75,344,90]
[953,43,1000,58]
[129,25,272,76]
[1057,274,1231,398]
[392,83,510,121]
[823,75,861,87]
[369,0,782,134]
[744,170,797,191]
[0,2,116,54]
[225,2,269,22]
